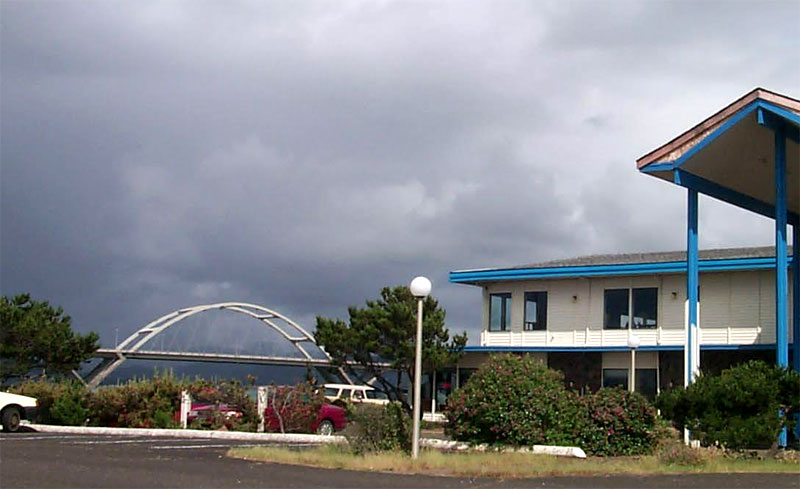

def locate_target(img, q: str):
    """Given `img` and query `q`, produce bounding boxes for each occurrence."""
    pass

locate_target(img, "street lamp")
[409,276,431,460]
[628,334,641,393]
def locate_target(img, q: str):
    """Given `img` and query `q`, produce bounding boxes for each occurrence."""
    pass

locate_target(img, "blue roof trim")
[759,99,800,127]
[670,100,760,169]
[450,255,794,283]
[758,107,800,144]
[463,344,792,353]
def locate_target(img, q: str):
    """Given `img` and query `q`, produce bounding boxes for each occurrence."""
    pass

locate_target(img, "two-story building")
[448,246,795,401]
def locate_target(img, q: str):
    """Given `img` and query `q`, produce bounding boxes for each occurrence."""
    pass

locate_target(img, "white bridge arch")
[86,302,348,388]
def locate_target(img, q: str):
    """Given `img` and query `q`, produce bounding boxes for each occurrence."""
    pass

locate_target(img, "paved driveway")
[1,432,797,489]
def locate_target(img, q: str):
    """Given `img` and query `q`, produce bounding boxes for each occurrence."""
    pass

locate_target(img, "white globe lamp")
[409,275,431,459]
[410,276,432,298]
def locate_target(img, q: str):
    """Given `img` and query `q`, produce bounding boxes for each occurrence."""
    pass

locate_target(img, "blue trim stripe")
[449,255,794,283]
[463,344,792,353]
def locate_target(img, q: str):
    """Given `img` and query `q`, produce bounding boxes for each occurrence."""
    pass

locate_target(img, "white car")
[322,384,390,405]
[1,392,38,432]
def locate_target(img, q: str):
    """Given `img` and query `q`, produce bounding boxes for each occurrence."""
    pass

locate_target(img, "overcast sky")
[2,0,799,350]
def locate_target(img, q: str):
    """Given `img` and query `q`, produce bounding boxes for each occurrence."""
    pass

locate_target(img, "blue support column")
[775,124,788,368]
[774,123,788,448]
[687,188,699,386]
[793,223,799,373]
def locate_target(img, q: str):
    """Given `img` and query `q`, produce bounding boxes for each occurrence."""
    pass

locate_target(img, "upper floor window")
[604,287,658,329]
[489,293,511,331]
[524,291,547,331]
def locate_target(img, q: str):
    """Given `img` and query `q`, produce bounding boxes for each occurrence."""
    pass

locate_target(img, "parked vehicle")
[1,392,37,433]
[264,403,347,436]
[322,384,390,405]
[183,402,242,427]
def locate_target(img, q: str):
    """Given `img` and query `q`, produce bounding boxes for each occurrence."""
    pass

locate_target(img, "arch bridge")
[86,302,352,388]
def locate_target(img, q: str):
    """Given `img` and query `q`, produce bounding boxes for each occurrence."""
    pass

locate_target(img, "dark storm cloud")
[2,1,798,348]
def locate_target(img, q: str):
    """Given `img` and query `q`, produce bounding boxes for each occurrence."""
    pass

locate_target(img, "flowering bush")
[445,354,661,455]
[580,387,659,456]
[263,382,324,433]
[10,373,258,431]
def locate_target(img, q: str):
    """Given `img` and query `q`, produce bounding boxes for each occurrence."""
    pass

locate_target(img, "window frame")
[488,292,512,332]
[523,291,547,331]
[603,287,658,330]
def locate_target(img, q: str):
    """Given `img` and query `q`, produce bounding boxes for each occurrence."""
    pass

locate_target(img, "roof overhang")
[637,88,799,225]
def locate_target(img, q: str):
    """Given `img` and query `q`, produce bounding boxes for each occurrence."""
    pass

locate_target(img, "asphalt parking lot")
[1,432,798,489]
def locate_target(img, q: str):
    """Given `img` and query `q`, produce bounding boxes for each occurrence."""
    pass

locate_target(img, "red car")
[264,403,347,436]
[187,402,242,424]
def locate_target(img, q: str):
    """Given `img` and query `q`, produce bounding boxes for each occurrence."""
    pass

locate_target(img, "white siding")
[660,275,685,330]
[730,271,760,328]
[480,267,792,348]
[701,273,730,329]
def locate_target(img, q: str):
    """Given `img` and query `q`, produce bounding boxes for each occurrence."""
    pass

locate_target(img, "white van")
[322,384,390,405]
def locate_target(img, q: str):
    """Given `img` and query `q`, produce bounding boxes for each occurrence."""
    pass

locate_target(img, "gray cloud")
[2,0,798,352]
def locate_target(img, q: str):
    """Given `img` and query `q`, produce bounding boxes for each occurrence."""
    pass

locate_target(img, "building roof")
[637,87,799,224]
[515,245,788,269]
[450,246,794,285]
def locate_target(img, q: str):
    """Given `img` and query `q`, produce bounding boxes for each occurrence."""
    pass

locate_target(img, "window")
[635,369,658,401]
[633,288,658,329]
[604,289,629,329]
[489,293,511,331]
[602,368,658,401]
[604,288,658,329]
[524,291,547,331]
[602,368,628,389]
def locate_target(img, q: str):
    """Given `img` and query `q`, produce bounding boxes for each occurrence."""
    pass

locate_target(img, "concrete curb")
[28,424,587,458]
[420,438,587,458]
[28,424,346,444]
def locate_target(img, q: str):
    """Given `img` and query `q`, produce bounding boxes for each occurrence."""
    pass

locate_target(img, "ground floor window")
[602,368,658,400]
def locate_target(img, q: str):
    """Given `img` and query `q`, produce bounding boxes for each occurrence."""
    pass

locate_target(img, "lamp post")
[628,334,641,393]
[409,276,431,460]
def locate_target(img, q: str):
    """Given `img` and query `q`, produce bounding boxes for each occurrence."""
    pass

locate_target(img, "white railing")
[481,326,772,348]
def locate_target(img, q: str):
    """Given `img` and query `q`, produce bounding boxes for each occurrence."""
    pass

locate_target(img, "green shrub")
[581,387,659,456]
[656,439,710,466]
[88,374,186,428]
[49,383,90,426]
[344,402,411,454]
[444,354,586,447]
[10,378,88,425]
[656,361,800,449]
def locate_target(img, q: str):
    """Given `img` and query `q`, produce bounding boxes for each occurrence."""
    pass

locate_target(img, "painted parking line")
[150,443,261,450]
[0,435,94,441]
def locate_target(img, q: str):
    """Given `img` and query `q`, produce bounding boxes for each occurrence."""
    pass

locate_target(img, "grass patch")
[228,445,799,478]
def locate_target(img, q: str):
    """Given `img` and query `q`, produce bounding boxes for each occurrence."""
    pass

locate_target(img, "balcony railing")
[480,325,777,348]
